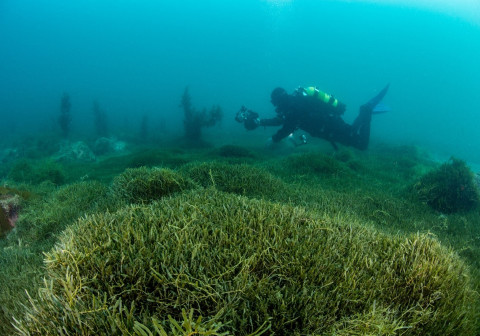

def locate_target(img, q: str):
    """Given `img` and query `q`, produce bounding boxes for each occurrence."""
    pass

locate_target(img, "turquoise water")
[1,0,479,162]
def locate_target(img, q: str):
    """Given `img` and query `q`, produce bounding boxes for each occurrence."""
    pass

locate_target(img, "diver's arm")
[271,122,296,142]
[259,117,284,127]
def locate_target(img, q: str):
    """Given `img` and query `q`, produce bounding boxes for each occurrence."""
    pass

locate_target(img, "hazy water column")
[0,0,479,164]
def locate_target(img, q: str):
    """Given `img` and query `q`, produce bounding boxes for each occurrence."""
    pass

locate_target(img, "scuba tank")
[297,86,346,115]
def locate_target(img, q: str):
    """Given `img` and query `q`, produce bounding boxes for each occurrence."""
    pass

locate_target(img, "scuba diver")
[235,84,390,150]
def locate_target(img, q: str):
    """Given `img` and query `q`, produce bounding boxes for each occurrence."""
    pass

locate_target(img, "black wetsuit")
[261,94,371,150]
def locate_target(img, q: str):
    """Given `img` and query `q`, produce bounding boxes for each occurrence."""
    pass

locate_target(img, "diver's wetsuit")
[260,94,371,150]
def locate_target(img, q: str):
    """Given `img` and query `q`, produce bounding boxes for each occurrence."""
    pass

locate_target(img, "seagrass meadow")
[1,141,480,335]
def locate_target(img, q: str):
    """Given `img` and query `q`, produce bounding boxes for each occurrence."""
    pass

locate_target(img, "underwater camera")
[235,106,260,130]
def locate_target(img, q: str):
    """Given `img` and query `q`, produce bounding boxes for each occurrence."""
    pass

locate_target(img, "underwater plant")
[216,144,255,159]
[181,161,288,199]
[111,166,196,204]
[413,157,480,213]
[12,189,479,335]
[125,149,188,169]
[285,151,349,176]
[0,241,45,335]
[9,181,111,247]
[180,87,223,143]
[58,92,72,138]
[7,159,66,185]
[14,134,62,159]
[0,180,112,335]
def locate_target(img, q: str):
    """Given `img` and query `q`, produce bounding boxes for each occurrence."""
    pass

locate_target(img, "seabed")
[1,130,479,335]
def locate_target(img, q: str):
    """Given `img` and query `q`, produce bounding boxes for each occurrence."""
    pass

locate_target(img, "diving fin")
[361,83,390,112]
[372,103,390,114]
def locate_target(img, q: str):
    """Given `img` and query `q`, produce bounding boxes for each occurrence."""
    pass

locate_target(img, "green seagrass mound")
[7,159,66,186]
[180,161,288,199]
[111,166,196,204]
[284,152,350,176]
[15,189,479,335]
[10,181,110,246]
[413,157,480,213]
[215,145,256,159]
[0,180,111,335]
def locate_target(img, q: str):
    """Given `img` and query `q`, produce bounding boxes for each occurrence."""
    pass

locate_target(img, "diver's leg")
[348,107,372,150]
[324,117,367,150]
[349,84,389,150]
[355,117,371,150]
